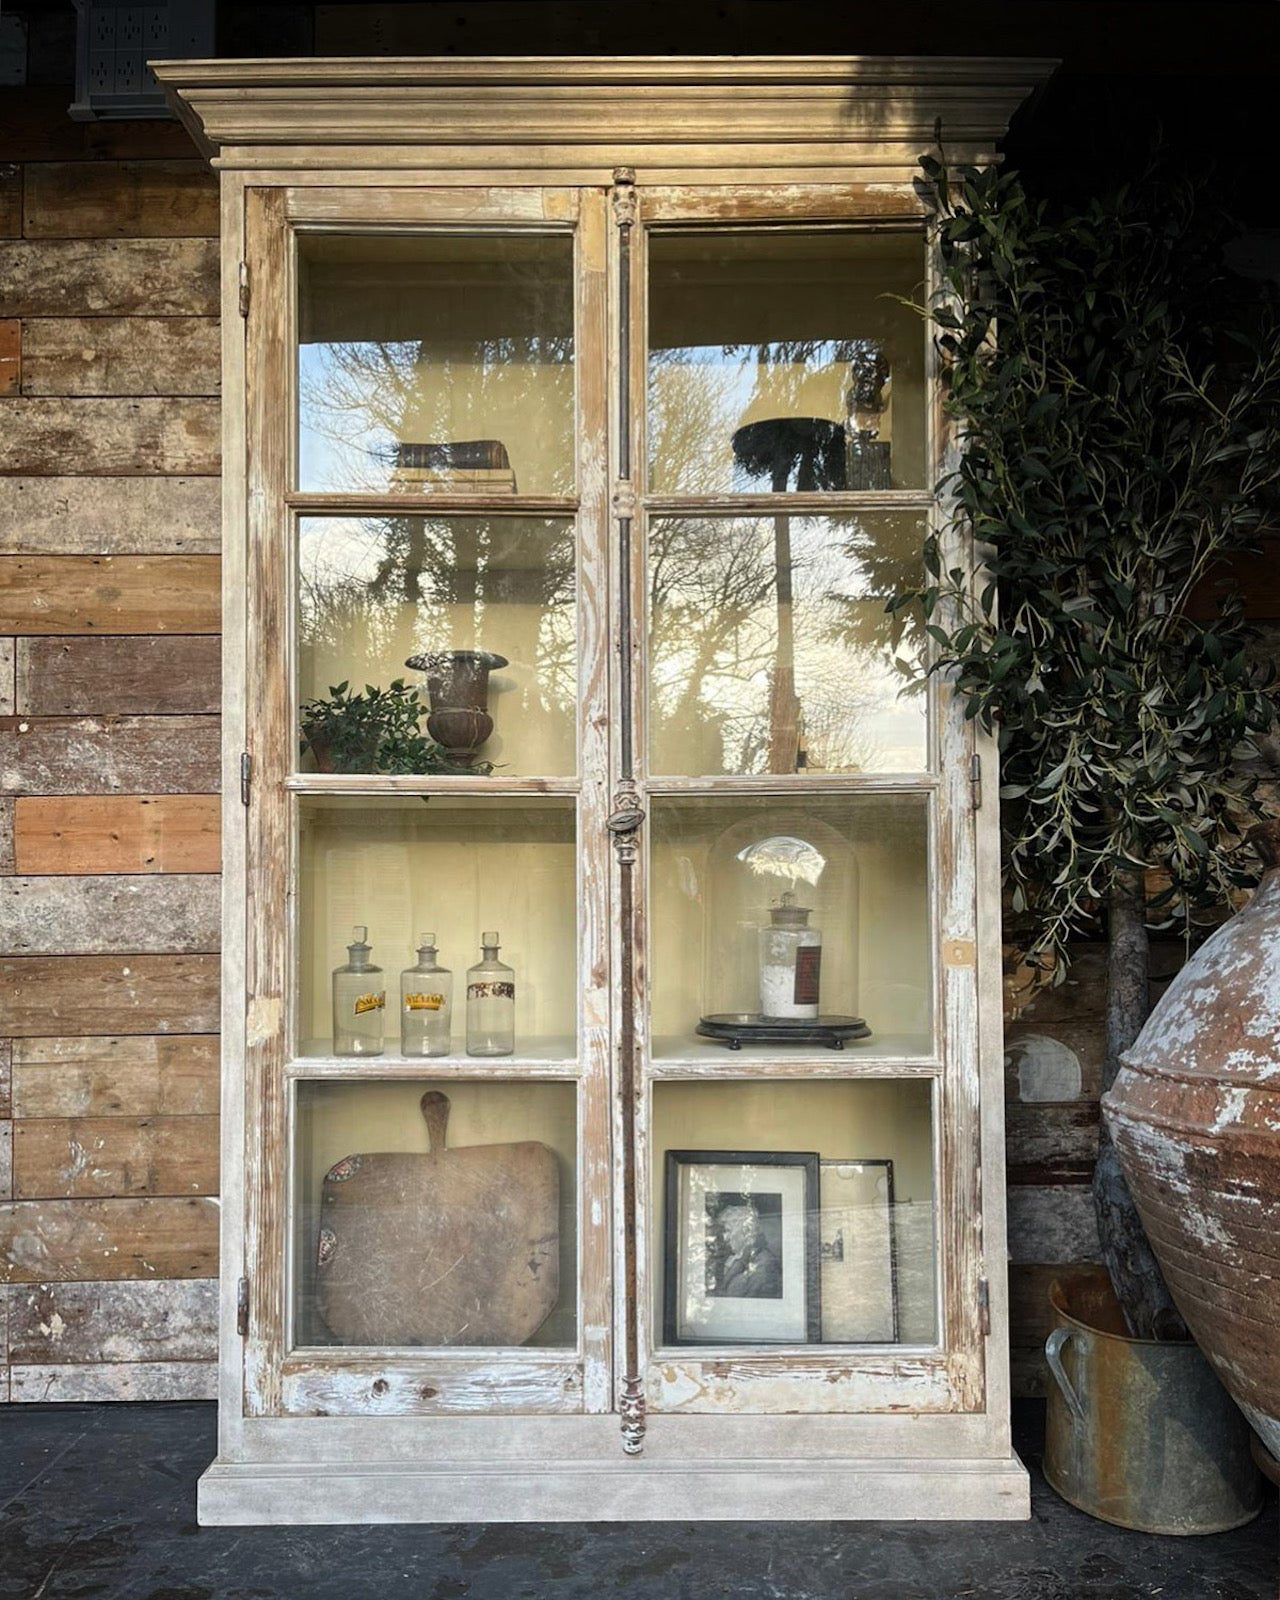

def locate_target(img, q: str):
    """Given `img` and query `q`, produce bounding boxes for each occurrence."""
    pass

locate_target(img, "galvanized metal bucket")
[1044,1267,1263,1534]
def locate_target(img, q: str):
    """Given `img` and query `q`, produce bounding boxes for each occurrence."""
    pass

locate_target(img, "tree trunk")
[1092,870,1188,1340]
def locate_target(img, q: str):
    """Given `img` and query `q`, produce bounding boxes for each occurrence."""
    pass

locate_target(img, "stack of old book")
[391,438,517,492]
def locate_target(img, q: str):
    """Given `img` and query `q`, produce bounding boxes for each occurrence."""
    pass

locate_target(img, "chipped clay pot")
[1103,820,1280,1459]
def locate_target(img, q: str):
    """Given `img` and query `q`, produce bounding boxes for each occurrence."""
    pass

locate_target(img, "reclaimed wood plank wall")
[0,90,1276,1405]
[0,97,221,1403]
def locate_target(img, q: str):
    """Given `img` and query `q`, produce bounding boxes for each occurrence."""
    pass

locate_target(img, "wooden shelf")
[292,1039,580,1075]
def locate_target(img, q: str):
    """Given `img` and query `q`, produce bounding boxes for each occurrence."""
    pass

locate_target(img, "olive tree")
[898,154,1280,1336]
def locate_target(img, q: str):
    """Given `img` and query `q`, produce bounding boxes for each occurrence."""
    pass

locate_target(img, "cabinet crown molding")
[153,55,1057,178]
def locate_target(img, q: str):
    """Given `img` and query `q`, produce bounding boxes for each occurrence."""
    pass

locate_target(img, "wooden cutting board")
[315,1090,560,1347]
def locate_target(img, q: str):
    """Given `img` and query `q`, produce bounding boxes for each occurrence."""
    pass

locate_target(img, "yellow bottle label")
[405,992,445,1012]
[353,991,385,1016]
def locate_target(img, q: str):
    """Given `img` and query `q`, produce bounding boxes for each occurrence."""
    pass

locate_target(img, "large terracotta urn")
[1104,821,1280,1458]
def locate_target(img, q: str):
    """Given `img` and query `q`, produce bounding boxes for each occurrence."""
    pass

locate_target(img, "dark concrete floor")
[0,1401,1275,1600]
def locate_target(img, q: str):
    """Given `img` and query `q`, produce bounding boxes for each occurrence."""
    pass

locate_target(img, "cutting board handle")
[420,1090,450,1152]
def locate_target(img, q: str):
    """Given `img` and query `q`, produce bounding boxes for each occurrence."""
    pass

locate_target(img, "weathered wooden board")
[12,1035,220,1118]
[0,1121,10,1200]
[1007,946,1106,1024]
[0,239,219,318]
[0,165,19,238]
[0,874,220,956]
[0,89,201,163]
[0,1040,11,1119]
[0,637,12,715]
[8,1277,217,1363]
[1009,1346,1048,1400]
[0,1195,219,1282]
[0,796,11,874]
[10,1360,217,1402]
[23,162,219,239]
[0,954,220,1037]
[0,1285,8,1367]
[0,476,220,555]
[316,1093,560,1347]
[13,1114,219,1199]
[14,795,221,875]
[0,715,221,795]
[1005,1102,1099,1186]
[0,318,19,394]
[1008,1263,1072,1351]
[1006,1184,1101,1266]
[1007,940,1184,1026]
[20,317,221,399]
[0,555,220,635]
[0,398,221,476]
[16,635,221,715]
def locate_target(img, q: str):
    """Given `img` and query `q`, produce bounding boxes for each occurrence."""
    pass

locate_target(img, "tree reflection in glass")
[298,515,577,778]
[297,234,574,497]
[648,514,925,775]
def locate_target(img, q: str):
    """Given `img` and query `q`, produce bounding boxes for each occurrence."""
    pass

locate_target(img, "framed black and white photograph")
[663,1150,821,1345]
[818,1159,898,1343]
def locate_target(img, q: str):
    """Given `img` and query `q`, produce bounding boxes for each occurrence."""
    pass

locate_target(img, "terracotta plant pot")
[404,649,507,764]
[1104,819,1280,1458]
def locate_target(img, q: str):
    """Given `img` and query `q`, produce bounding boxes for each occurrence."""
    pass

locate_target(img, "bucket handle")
[1045,1327,1086,1425]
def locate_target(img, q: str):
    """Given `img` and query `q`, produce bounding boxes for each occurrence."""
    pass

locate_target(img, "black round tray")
[696,1013,872,1051]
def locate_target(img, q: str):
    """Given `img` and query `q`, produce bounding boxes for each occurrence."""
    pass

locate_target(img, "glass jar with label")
[332,925,385,1055]
[400,933,452,1057]
[758,893,822,1019]
[466,931,515,1056]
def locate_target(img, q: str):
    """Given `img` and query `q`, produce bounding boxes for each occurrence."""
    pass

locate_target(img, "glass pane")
[298,515,575,778]
[297,795,577,1059]
[295,1079,578,1348]
[650,793,932,1059]
[648,512,925,775]
[298,233,574,496]
[653,1080,937,1346]
[648,231,926,495]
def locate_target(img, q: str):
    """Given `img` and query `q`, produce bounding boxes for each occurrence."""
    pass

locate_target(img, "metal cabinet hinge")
[240,750,252,806]
[238,261,250,318]
[236,1277,250,1337]
[970,753,983,809]
[978,1277,991,1337]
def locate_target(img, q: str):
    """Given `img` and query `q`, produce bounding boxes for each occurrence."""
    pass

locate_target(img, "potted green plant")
[300,678,493,776]
[894,152,1280,1528]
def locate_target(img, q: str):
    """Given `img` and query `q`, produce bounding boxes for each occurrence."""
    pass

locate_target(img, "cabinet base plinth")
[198,1454,1030,1524]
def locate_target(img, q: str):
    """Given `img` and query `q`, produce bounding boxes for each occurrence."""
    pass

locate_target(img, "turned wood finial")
[1246,818,1280,873]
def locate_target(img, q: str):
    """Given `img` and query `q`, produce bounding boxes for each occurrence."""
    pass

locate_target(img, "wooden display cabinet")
[157,54,1054,1524]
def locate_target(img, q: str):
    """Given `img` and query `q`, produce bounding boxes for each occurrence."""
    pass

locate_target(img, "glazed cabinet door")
[238,185,615,1418]
[622,192,991,1421]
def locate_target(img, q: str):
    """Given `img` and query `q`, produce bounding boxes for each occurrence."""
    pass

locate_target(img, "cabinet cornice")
[154,56,1057,178]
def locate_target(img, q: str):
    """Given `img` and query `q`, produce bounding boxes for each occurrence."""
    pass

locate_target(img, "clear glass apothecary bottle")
[332,925,385,1055]
[400,933,452,1057]
[466,931,515,1056]
[759,893,822,1019]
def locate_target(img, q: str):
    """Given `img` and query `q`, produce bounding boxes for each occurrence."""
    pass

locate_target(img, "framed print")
[662,1150,820,1346]
[819,1159,898,1343]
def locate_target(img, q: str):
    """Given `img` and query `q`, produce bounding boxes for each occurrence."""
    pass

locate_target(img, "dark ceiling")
[6,1,1280,220]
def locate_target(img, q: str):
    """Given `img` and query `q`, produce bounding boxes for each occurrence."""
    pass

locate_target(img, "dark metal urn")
[405,649,507,764]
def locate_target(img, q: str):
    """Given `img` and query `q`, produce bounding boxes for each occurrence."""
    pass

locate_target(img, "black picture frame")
[662,1149,821,1346]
